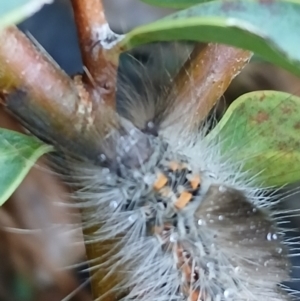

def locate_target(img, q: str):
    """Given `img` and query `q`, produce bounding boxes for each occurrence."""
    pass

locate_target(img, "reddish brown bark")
[168,43,252,129]
[71,0,120,107]
[0,27,78,109]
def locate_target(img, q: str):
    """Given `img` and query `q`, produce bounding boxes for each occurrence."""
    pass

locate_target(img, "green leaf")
[0,0,52,29]
[206,91,300,187]
[139,0,211,9]
[0,128,52,206]
[120,0,300,77]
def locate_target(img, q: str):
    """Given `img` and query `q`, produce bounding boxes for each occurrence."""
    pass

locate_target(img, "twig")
[84,234,123,301]
[168,43,252,129]
[0,26,80,139]
[0,27,121,162]
[71,0,122,107]
[0,27,77,107]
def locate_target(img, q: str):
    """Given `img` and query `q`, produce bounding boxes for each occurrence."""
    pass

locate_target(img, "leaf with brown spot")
[251,111,269,124]
[206,90,300,187]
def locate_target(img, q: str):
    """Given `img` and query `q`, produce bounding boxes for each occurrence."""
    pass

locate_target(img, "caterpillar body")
[58,64,296,301]
[72,129,291,301]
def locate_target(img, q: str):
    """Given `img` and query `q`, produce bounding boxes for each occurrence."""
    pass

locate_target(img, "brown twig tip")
[169,43,252,127]
[71,0,123,107]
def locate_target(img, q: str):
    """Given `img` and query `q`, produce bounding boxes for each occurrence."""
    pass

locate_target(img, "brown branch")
[0,27,89,154]
[0,26,81,138]
[71,0,121,107]
[0,27,122,162]
[168,43,252,129]
[84,231,123,301]
[0,27,78,107]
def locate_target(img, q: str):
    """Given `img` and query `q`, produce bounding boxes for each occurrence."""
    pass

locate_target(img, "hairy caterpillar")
[5,47,300,301]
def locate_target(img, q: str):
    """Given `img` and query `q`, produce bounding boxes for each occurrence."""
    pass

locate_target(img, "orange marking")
[169,161,181,171]
[153,172,168,190]
[190,174,201,190]
[175,191,192,209]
